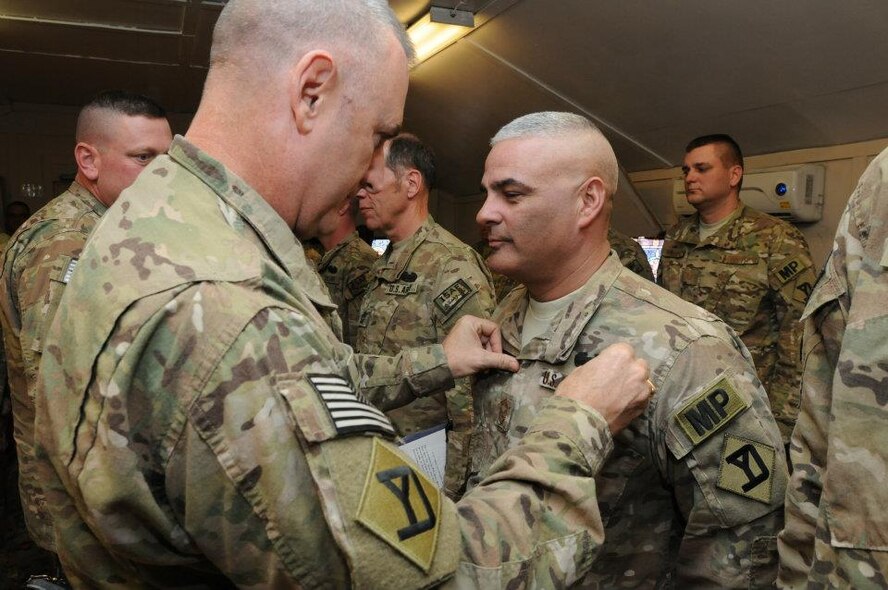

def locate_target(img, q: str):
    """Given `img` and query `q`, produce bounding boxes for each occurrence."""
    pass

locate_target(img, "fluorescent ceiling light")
[407,7,474,64]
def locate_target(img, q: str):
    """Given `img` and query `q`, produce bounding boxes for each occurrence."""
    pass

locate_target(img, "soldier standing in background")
[779,147,888,588]
[470,111,788,587]
[316,195,378,346]
[608,227,655,281]
[32,1,655,586]
[355,133,495,499]
[0,90,170,583]
[658,134,816,443]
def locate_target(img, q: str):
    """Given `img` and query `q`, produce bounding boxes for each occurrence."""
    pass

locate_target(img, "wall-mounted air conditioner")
[672,164,825,222]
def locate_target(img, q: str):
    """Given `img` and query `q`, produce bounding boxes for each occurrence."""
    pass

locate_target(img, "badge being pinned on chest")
[539,368,564,390]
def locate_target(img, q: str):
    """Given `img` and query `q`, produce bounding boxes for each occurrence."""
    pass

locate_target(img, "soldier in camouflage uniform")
[658,134,816,443]
[32,2,656,586]
[355,133,495,499]
[0,91,170,570]
[316,196,378,346]
[608,227,655,281]
[470,111,788,587]
[778,147,888,588]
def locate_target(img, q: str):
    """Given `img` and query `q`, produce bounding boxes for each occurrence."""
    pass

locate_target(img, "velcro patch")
[357,438,441,572]
[308,374,395,437]
[347,272,369,295]
[716,435,775,504]
[433,279,475,319]
[539,369,564,391]
[772,255,809,285]
[61,257,79,284]
[385,282,417,296]
[673,375,749,447]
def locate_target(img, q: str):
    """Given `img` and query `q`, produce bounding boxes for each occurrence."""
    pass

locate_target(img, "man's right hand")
[443,315,519,378]
[554,342,653,435]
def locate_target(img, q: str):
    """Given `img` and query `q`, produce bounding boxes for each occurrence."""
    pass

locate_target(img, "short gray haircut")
[492,111,619,196]
[210,0,414,74]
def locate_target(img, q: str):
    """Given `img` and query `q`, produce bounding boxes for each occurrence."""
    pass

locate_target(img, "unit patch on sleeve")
[308,374,395,438]
[357,438,441,572]
[433,278,476,319]
[716,434,775,504]
[672,375,749,447]
[772,255,809,285]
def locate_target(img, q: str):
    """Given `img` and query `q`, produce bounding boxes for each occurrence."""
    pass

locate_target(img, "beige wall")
[0,103,191,223]
[628,138,888,268]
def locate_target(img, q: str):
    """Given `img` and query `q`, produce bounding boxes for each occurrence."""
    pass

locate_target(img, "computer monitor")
[635,237,665,277]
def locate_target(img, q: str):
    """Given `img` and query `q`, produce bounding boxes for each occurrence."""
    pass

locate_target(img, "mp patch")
[308,374,395,438]
[433,279,476,319]
[716,434,775,504]
[673,375,749,447]
[773,255,809,285]
[357,438,441,572]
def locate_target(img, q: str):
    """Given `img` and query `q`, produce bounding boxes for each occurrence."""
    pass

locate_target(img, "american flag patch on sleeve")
[308,374,396,437]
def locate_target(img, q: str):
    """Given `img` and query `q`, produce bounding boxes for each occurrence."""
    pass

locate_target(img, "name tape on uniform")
[717,434,775,504]
[673,375,749,447]
[308,374,395,437]
[357,438,441,572]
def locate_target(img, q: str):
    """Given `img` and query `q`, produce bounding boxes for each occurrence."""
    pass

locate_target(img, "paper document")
[399,423,447,488]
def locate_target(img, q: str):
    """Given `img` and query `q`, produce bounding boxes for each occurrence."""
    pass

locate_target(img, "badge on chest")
[539,368,565,390]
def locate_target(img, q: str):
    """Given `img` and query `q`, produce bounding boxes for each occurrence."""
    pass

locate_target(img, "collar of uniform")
[67,180,108,216]
[376,216,435,282]
[318,231,360,272]
[501,253,621,364]
[670,204,745,248]
[168,136,334,309]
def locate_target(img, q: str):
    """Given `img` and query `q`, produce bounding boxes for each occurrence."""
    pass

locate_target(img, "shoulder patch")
[433,278,476,319]
[672,375,749,447]
[357,438,441,572]
[772,255,809,285]
[716,434,775,504]
[308,374,395,438]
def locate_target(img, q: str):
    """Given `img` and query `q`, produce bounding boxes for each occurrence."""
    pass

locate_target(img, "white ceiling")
[2,0,887,199]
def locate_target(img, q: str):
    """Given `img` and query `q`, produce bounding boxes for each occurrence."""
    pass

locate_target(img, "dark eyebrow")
[488,178,534,193]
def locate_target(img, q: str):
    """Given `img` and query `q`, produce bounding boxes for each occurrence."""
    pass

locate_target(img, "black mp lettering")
[707,389,730,417]
[779,261,800,281]
[726,444,769,492]
[685,398,722,435]
[376,466,436,541]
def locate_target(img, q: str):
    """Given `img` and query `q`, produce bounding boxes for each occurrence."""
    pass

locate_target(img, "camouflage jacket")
[356,217,495,498]
[658,204,816,442]
[469,253,788,588]
[34,136,620,588]
[318,231,377,347]
[608,227,655,282]
[0,181,106,552]
[778,148,888,589]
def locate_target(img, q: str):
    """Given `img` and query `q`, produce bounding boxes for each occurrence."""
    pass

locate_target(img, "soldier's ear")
[75,142,100,181]
[403,169,422,200]
[729,165,743,189]
[290,50,337,135]
[577,176,607,229]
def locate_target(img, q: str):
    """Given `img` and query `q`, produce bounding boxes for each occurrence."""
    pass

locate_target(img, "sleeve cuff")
[525,396,614,475]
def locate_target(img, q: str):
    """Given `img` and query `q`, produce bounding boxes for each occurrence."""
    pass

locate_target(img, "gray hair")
[492,111,619,196]
[210,0,414,74]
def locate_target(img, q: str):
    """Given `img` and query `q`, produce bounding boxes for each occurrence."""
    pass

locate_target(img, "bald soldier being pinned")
[32,1,655,587]
[658,134,816,443]
[468,111,788,587]
[355,133,495,498]
[0,90,171,579]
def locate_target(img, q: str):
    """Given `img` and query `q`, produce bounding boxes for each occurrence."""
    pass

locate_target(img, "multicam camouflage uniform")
[0,181,107,553]
[608,227,655,282]
[318,231,377,347]
[658,204,817,442]
[778,148,888,589]
[355,218,495,498]
[469,252,788,588]
[34,137,620,588]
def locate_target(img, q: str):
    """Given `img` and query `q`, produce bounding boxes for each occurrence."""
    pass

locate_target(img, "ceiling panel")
[0,0,188,32]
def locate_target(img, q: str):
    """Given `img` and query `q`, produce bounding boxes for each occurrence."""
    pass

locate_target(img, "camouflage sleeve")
[624,238,655,282]
[432,253,497,498]
[766,225,817,441]
[352,344,455,409]
[659,335,789,587]
[455,396,614,586]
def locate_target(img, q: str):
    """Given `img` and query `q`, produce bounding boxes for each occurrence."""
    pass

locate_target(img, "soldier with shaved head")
[469,111,788,587]
[32,2,654,588]
[0,89,170,578]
